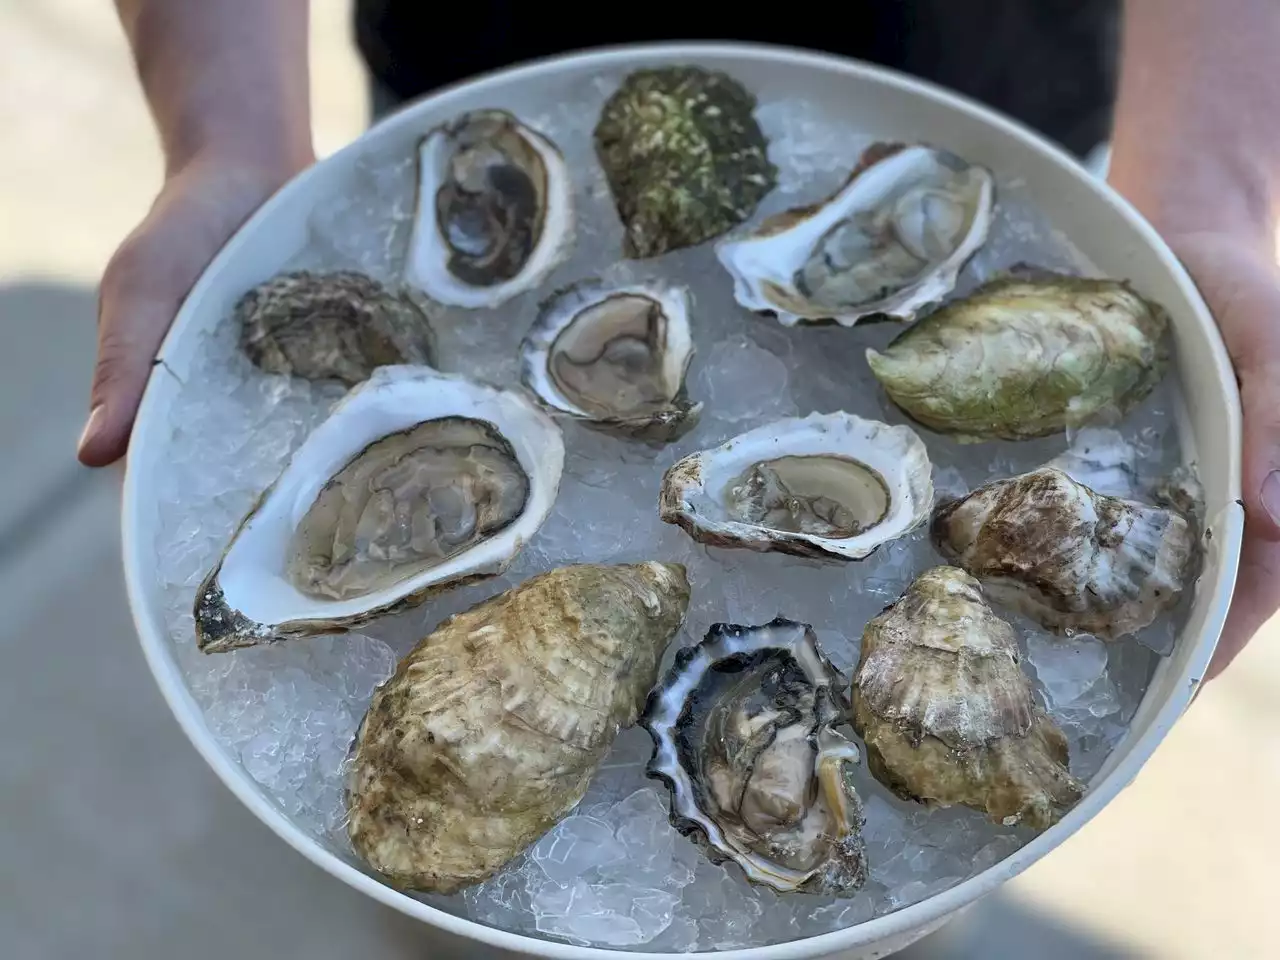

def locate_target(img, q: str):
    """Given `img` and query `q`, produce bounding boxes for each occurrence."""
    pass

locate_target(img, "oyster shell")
[866,268,1171,441]
[237,270,437,385]
[594,66,777,258]
[659,411,933,560]
[641,617,867,895]
[518,277,702,443]
[852,566,1085,830]
[716,142,995,327]
[404,109,574,308]
[931,466,1196,640]
[346,561,691,894]
[193,367,564,653]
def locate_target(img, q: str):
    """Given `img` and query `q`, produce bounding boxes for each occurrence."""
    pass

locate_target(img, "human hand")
[1170,232,1280,681]
[77,151,311,467]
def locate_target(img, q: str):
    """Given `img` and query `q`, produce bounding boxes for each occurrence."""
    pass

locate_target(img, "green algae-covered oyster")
[931,466,1196,640]
[852,567,1085,831]
[865,269,1171,441]
[237,270,437,385]
[346,562,691,894]
[642,617,867,895]
[594,66,778,259]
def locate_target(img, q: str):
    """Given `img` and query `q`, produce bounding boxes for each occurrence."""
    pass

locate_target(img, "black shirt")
[353,1,1119,159]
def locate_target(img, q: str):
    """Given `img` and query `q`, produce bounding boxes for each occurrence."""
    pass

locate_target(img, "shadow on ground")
[0,280,1142,958]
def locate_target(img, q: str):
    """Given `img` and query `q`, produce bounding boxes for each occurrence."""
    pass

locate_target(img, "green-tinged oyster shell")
[594,66,777,258]
[865,268,1170,441]
[852,566,1084,831]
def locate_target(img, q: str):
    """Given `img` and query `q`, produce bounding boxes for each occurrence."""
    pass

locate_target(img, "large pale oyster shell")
[346,561,691,894]
[716,142,994,327]
[404,109,574,308]
[852,566,1085,831]
[641,617,867,895]
[658,411,933,560]
[930,466,1196,640]
[193,367,564,653]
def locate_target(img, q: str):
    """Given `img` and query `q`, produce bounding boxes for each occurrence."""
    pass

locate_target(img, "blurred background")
[3,2,1278,957]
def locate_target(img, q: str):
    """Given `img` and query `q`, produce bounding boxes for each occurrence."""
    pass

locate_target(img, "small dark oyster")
[594,66,778,258]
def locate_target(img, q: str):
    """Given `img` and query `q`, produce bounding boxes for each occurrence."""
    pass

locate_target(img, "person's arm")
[78,0,314,467]
[1109,0,1280,680]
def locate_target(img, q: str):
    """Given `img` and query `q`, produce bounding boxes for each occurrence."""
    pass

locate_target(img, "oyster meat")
[404,109,574,308]
[519,277,702,443]
[346,561,691,894]
[193,367,564,653]
[866,268,1171,441]
[931,466,1196,639]
[659,411,933,560]
[641,617,867,894]
[852,567,1085,831]
[717,142,995,327]
[237,270,437,385]
[594,66,777,258]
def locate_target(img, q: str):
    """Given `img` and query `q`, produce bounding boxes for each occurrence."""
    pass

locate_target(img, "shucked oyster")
[347,561,691,894]
[853,567,1085,831]
[519,277,702,443]
[642,618,867,894]
[193,367,564,653]
[405,109,574,308]
[594,66,778,258]
[237,270,437,385]
[931,466,1196,640]
[717,143,995,327]
[866,269,1171,441]
[659,411,933,560]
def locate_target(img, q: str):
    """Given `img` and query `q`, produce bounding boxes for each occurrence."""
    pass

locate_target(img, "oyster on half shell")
[193,367,564,653]
[404,109,574,308]
[641,617,867,895]
[853,567,1085,831]
[716,142,995,327]
[519,277,702,443]
[659,411,933,560]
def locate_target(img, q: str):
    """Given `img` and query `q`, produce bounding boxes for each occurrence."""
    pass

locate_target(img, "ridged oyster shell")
[852,567,1085,830]
[346,562,691,894]
[716,142,994,327]
[518,277,702,443]
[931,466,1196,640]
[193,367,564,653]
[658,411,933,560]
[641,617,867,895]
[404,109,574,308]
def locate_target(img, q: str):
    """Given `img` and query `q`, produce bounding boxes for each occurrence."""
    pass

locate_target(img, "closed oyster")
[866,269,1171,441]
[405,109,574,308]
[641,617,867,894]
[237,270,437,385]
[716,143,994,327]
[346,561,691,894]
[931,467,1196,639]
[519,277,702,443]
[594,66,777,258]
[194,367,564,653]
[852,567,1085,830]
[659,411,933,560]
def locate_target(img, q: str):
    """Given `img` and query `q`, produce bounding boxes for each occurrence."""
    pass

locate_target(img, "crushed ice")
[151,71,1188,951]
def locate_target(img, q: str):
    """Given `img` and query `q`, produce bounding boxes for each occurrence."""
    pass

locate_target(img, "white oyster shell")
[404,109,575,308]
[518,277,702,443]
[193,366,564,653]
[658,411,934,560]
[715,142,994,327]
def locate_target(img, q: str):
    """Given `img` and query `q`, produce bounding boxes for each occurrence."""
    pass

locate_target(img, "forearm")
[1109,0,1280,250]
[115,0,313,178]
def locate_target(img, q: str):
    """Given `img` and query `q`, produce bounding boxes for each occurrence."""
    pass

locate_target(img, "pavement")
[2,3,1277,958]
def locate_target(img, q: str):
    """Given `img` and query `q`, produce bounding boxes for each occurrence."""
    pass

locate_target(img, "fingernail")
[78,405,105,457]
[1262,470,1280,529]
